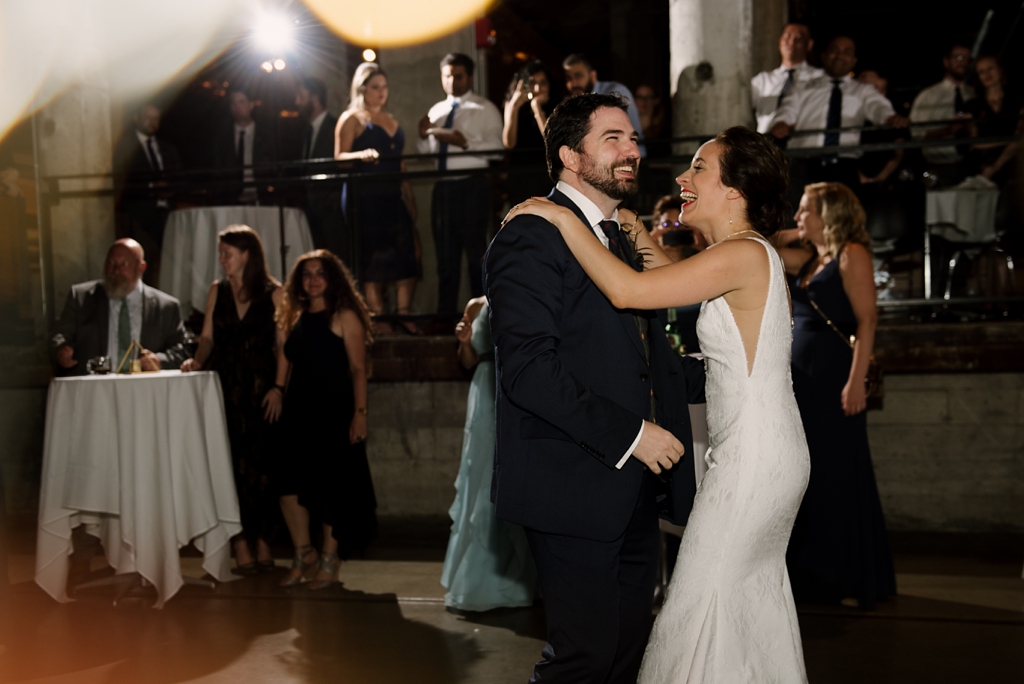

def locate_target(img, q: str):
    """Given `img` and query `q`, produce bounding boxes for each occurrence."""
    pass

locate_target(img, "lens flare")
[362,48,377,62]
[304,0,493,47]
[0,0,240,141]
[252,12,295,53]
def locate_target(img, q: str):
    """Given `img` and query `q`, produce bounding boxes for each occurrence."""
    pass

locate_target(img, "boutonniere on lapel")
[619,210,653,271]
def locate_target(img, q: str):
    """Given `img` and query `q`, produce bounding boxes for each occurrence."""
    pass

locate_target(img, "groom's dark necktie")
[599,220,654,421]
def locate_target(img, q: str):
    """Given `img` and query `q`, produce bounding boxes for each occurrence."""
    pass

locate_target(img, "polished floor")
[1,526,1022,684]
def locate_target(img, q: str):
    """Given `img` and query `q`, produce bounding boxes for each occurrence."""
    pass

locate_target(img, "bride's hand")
[502,198,576,231]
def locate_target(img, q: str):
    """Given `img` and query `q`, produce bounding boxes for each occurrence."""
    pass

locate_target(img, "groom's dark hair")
[545,93,630,183]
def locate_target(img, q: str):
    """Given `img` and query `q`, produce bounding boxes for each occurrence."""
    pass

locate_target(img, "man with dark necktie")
[417,53,503,316]
[485,94,704,683]
[909,43,976,188]
[113,103,183,285]
[295,76,346,258]
[212,88,277,205]
[751,23,824,134]
[770,36,909,190]
[51,238,187,377]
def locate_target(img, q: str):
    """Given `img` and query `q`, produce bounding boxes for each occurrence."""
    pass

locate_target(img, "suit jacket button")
[640,373,648,382]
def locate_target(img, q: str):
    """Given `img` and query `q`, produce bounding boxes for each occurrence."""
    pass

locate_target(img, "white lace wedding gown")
[639,237,811,683]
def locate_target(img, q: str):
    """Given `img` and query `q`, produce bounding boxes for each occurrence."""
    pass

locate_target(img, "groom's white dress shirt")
[556,180,644,469]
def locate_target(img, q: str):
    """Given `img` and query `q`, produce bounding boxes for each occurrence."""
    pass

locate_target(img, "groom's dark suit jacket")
[484,188,705,543]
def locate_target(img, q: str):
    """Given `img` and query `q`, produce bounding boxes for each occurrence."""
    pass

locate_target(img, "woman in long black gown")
[775,182,896,609]
[274,250,377,589]
[181,225,281,574]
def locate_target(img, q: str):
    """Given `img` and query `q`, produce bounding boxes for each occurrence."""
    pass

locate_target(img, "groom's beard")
[578,154,639,201]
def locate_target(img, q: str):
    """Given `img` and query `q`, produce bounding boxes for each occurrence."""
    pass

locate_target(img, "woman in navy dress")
[336,62,420,334]
[775,182,896,609]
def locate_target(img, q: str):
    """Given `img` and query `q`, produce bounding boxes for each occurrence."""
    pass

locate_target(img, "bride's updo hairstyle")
[714,126,790,237]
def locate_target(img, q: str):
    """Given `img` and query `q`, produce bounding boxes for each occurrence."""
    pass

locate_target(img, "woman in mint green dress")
[441,298,537,612]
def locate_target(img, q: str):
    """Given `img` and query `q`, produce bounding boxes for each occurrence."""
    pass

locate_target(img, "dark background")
[125,0,1024,168]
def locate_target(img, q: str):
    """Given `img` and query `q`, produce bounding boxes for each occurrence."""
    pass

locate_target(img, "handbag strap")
[807,297,855,350]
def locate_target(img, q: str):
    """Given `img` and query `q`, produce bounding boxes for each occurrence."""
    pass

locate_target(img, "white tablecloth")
[926,178,1000,242]
[35,370,241,607]
[161,206,315,315]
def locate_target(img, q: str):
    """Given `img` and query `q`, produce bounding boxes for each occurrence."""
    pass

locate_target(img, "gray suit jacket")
[51,280,188,376]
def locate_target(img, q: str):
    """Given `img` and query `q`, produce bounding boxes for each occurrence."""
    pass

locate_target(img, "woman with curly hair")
[271,250,377,589]
[776,182,895,610]
[505,126,811,682]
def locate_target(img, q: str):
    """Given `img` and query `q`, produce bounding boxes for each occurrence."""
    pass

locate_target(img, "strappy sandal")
[308,551,340,591]
[278,544,318,587]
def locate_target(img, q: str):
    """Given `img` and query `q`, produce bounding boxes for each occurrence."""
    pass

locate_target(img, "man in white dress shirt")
[52,238,187,377]
[563,53,647,158]
[770,36,908,188]
[417,53,504,315]
[751,24,825,134]
[909,43,975,187]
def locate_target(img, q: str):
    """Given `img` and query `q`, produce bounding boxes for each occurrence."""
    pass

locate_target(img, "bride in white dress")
[505,126,810,682]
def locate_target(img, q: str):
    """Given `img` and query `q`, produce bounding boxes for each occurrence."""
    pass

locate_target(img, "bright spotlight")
[260,61,274,73]
[273,58,286,71]
[253,13,294,53]
[362,48,377,62]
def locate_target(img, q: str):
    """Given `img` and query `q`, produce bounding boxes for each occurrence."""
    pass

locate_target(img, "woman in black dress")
[181,225,282,574]
[966,55,1023,186]
[274,250,377,589]
[502,60,556,206]
[775,182,896,609]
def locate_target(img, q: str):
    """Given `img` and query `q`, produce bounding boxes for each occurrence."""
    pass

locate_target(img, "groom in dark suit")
[485,94,704,683]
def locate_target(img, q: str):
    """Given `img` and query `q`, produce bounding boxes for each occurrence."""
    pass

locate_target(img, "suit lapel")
[549,189,647,360]
[96,283,110,355]
[140,284,157,346]
[314,113,337,158]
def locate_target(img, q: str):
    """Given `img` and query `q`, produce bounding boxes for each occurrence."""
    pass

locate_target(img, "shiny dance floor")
[2,528,1021,683]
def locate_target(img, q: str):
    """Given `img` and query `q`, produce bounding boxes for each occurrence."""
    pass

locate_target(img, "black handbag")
[807,298,884,410]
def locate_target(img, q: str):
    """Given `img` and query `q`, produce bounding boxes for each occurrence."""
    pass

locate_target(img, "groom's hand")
[632,421,684,474]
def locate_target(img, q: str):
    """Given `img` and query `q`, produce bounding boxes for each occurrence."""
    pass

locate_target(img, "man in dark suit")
[295,76,348,260]
[485,93,704,683]
[52,238,188,376]
[113,103,183,285]
[212,88,278,205]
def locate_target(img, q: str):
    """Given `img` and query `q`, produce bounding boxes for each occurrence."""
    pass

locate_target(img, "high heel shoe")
[278,544,318,587]
[308,551,340,591]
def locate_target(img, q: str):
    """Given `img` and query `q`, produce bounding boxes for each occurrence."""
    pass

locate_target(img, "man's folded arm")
[486,218,642,467]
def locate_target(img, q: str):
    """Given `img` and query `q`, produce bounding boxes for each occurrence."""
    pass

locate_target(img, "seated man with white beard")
[51,238,187,376]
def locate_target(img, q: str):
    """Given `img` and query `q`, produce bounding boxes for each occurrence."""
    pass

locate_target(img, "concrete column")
[33,80,116,321]
[751,0,788,77]
[669,0,756,155]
